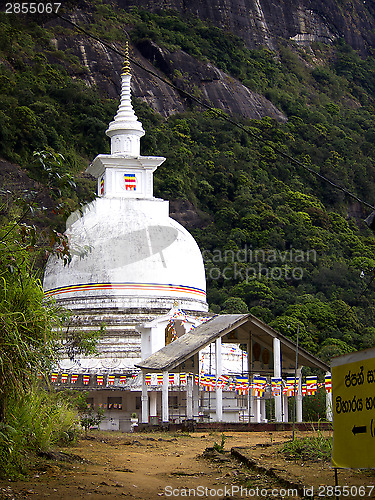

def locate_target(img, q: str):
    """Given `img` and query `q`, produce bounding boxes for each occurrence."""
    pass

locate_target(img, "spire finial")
[121,41,131,76]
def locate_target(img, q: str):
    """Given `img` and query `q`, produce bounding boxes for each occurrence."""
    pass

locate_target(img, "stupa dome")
[43,196,207,312]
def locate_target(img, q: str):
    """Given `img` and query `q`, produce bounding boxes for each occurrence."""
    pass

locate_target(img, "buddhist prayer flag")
[120,375,126,384]
[306,375,317,395]
[271,377,282,396]
[61,373,68,383]
[207,374,216,390]
[217,375,229,389]
[179,373,187,385]
[83,374,90,385]
[195,374,200,386]
[71,373,78,384]
[169,373,175,385]
[97,375,104,386]
[201,374,215,391]
[325,374,332,393]
[302,383,307,397]
[235,376,249,395]
[51,372,58,383]
[124,173,136,191]
[283,377,297,396]
[200,374,207,389]
[145,374,152,386]
[157,374,163,385]
[252,376,267,397]
[236,387,247,396]
[108,375,115,385]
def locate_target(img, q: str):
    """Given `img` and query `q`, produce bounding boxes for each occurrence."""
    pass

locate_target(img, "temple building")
[43,45,331,430]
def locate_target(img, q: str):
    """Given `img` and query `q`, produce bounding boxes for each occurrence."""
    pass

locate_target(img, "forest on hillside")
[1,2,375,364]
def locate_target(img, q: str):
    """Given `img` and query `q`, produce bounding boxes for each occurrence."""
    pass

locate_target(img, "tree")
[317,338,355,363]
[75,392,105,436]
[0,149,102,420]
[0,181,103,477]
[0,231,61,420]
[221,297,249,313]
[269,316,316,353]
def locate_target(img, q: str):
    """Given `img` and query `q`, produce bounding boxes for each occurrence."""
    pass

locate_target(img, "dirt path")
[1,430,374,499]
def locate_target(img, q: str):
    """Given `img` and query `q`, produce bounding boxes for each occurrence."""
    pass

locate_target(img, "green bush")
[0,387,79,479]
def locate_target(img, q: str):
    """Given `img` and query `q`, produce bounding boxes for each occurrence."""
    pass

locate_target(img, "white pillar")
[252,397,261,423]
[249,391,255,423]
[273,338,282,422]
[187,374,193,419]
[248,337,253,424]
[162,371,169,423]
[150,391,157,417]
[250,373,261,423]
[260,398,266,422]
[282,393,289,422]
[141,371,149,424]
[326,371,333,421]
[193,371,199,419]
[296,367,303,423]
[215,338,223,422]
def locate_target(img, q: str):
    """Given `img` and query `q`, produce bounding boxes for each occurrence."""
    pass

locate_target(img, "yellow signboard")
[331,347,375,468]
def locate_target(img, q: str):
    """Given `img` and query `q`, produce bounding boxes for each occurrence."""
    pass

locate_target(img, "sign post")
[331,347,375,468]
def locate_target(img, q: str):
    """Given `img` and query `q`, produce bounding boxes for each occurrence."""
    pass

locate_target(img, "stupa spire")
[121,41,131,76]
[105,41,144,156]
[86,41,166,199]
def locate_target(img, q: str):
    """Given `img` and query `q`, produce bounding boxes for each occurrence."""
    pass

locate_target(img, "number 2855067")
[5,3,61,14]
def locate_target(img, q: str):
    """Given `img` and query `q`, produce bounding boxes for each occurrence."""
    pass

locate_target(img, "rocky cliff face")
[134,39,286,121]
[114,0,375,56]
[50,14,286,121]
[49,0,375,121]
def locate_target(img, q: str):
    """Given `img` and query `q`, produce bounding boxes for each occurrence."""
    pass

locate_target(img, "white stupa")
[43,45,208,375]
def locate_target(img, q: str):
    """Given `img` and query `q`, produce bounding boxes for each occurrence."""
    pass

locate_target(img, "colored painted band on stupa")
[44,282,207,298]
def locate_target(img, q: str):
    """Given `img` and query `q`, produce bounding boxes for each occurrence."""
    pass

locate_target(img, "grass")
[0,386,79,479]
[280,429,332,462]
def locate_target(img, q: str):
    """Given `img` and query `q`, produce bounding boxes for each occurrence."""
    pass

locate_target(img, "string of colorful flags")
[192,374,331,396]
[50,372,137,385]
[87,402,123,409]
[167,309,212,342]
[49,372,332,395]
